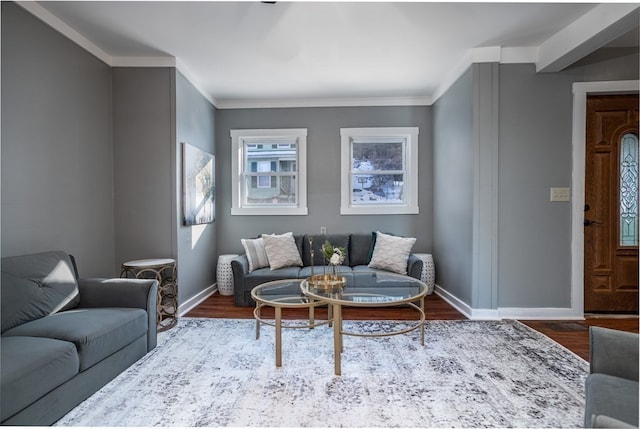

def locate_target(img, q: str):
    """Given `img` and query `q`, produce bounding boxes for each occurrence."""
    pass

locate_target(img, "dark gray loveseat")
[584,326,639,428]
[231,233,424,307]
[1,251,158,426]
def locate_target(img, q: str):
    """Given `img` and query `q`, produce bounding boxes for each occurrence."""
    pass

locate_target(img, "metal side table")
[121,258,178,332]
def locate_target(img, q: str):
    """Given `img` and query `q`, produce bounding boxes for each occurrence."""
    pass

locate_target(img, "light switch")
[550,187,571,202]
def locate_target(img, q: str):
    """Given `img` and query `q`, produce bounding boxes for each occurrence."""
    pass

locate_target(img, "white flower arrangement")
[321,240,346,266]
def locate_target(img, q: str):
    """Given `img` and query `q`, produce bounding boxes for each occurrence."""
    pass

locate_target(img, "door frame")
[571,80,639,318]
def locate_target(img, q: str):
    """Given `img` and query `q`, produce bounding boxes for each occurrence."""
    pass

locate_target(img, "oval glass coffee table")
[301,272,428,375]
[251,279,329,367]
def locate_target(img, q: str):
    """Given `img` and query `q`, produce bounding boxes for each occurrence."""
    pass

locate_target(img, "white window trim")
[231,128,308,215]
[340,127,419,215]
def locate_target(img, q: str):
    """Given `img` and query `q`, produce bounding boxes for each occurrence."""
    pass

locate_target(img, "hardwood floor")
[185,292,639,362]
[521,318,639,361]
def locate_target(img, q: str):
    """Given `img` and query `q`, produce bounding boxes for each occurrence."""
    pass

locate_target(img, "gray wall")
[433,47,638,312]
[176,71,217,301]
[432,67,474,305]
[112,67,176,271]
[215,106,432,255]
[497,53,639,309]
[2,4,218,307]
[1,3,116,276]
[4,0,637,313]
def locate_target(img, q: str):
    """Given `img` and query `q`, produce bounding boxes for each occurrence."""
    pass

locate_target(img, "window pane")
[351,140,405,205]
[620,133,639,246]
[245,175,297,205]
[243,140,298,205]
[231,128,307,215]
[340,127,418,215]
[351,174,404,204]
[353,142,403,171]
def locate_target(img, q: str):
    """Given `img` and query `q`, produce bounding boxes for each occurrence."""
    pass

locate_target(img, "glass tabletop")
[300,271,427,306]
[251,279,318,307]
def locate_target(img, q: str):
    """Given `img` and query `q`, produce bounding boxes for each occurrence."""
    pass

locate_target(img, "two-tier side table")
[121,258,178,332]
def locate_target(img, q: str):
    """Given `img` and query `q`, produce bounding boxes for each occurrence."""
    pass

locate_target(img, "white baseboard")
[498,307,584,320]
[434,284,584,321]
[178,283,217,317]
[434,284,472,317]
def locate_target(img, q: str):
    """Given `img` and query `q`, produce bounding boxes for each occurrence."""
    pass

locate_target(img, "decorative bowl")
[307,274,346,290]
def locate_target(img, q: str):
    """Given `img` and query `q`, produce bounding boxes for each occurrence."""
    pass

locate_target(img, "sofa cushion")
[1,251,80,333]
[0,336,79,422]
[3,308,148,371]
[263,232,303,270]
[368,231,416,275]
[585,373,639,427]
[350,233,374,266]
[302,234,351,267]
[241,237,269,272]
[246,266,302,281]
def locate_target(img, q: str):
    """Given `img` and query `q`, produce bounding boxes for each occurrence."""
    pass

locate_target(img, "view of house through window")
[231,129,308,215]
[245,142,297,204]
[341,127,419,215]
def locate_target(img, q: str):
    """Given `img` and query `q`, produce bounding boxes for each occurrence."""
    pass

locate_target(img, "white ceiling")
[22,1,639,108]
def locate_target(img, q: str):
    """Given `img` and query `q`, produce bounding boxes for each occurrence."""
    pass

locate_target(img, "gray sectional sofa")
[584,326,639,428]
[231,232,424,307]
[1,251,158,426]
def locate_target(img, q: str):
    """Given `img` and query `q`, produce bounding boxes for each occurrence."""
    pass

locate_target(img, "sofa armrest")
[78,278,158,351]
[406,254,423,280]
[591,414,637,428]
[231,255,250,306]
[590,326,639,381]
[231,254,250,275]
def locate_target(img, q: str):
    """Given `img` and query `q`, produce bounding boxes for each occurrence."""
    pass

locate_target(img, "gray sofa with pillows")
[1,251,158,426]
[584,326,638,428]
[231,231,424,307]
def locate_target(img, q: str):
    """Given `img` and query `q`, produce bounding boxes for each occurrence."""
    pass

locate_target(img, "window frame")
[340,127,419,215]
[231,128,308,216]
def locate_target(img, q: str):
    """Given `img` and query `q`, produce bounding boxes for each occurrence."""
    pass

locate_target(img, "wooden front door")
[584,94,639,313]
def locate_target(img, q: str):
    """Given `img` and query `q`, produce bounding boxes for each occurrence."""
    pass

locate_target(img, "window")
[620,132,639,246]
[340,127,419,215]
[231,128,307,215]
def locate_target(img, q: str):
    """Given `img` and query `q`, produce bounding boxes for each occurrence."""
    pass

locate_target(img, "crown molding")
[216,96,432,110]
[432,46,542,104]
[111,57,176,67]
[22,0,615,110]
[175,59,219,107]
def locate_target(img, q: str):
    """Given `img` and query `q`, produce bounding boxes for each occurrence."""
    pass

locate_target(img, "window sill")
[340,204,419,215]
[231,207,309,216]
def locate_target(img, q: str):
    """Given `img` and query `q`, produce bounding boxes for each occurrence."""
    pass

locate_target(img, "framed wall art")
[182,142,215,226]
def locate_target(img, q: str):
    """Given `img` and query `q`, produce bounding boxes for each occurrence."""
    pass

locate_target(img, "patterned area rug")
[56,318,588,427]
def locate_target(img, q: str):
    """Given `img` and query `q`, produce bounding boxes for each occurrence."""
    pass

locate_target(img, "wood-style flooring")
[185,292,639,362]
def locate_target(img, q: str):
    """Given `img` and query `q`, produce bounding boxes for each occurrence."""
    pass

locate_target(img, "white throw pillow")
[241,237,269,272]
[262,232,303,270]
[368,231,416,275]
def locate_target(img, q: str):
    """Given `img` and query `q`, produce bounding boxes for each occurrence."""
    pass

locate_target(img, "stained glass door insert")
[619,133,638,246]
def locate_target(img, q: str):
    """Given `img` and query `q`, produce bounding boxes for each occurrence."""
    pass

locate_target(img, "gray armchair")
[584,326,639,428]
